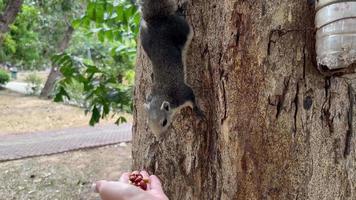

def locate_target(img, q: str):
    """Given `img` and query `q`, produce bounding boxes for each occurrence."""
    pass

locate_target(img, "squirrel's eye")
[162,119,168,127]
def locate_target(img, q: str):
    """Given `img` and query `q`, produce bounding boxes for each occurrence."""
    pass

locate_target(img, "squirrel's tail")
[140,0,177,20]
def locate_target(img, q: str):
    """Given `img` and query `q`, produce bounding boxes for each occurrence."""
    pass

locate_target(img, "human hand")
[93,170,169,200]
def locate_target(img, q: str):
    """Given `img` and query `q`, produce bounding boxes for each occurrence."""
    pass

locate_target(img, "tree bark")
[40,26,74,98]
[0,0,23,43]
[133,0,355,200]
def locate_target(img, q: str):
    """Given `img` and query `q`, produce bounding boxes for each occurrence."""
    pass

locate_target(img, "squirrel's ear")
[146,93,152,102]
[161,101,170,111]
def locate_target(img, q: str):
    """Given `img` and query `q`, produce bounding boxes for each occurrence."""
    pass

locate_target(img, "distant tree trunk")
[40,26,74,98]
[0,0,23,44]
[133,0,355,199]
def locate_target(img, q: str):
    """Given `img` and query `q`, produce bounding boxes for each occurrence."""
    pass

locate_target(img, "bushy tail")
[140,0,177,20]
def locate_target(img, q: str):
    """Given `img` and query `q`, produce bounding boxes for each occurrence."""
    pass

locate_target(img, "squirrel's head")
[144,95,173,136]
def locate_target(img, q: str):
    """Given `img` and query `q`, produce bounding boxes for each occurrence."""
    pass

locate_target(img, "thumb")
[149,175,164,192]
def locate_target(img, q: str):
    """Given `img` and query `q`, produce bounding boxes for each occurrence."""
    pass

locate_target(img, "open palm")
[94,171,169,200]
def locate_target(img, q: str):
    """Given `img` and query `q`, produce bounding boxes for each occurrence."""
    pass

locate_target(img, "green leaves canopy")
[54,0,140,125]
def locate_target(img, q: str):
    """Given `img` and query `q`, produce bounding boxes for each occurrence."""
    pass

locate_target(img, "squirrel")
[140,0,204,135]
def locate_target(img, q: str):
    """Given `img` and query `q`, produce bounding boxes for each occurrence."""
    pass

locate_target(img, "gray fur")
[140,0,177,20]
[140,0,203,136]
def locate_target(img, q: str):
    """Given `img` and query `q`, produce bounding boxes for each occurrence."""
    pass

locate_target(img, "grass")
[0,90,131,135]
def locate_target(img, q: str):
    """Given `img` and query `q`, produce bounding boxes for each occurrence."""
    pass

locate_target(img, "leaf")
[89,106,101,126]
[86,2,96,20]
[105,30,113,41]
[95,3,105,23]
[52,54,64,64]
[72,19,82,29]
[54,86,70,102]
[60,64,75,77]
[115,116,127,125]
[85,64,100,74]
[98,30,105,42]
[102,102,110,117]
[115,5,124,21]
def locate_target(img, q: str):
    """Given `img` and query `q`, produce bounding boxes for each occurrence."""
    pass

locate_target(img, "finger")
[119,172,130,183]
[149,175,164,192]
[92,180,106,193]
[94,180,144,200]
[140,170,150,179]
[140,170,151,190]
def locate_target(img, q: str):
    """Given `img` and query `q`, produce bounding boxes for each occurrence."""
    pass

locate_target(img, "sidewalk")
[4,81,30,94]
[0,123,132,162]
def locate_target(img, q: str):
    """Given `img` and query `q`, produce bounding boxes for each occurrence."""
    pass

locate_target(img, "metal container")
[315,1,356,69]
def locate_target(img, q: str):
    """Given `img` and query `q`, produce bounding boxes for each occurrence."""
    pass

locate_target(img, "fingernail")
[91,183,98,193]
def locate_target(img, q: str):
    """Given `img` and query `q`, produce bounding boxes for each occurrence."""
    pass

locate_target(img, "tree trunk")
[0,0,23,43]
[133,1,355,200]
[40,26,74,98]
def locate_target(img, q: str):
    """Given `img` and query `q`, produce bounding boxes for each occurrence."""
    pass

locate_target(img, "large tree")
[40,25,73,98]
[133,0,355,199]
[39,0,82,98]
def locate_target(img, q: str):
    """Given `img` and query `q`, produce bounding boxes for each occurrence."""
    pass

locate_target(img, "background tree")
[0,0,23,43]
[40,25,74,98]
[0,3,43,69]
[39,0,82,98]
[0,0,81,70]
[133,0,356,199]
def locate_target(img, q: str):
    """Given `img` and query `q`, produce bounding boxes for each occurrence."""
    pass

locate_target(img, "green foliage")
[73,0,140,43]
[0,3,42,70]
[54,0,139,125]
[24,72,43,95]
[53,53,133,125]
[0,0,6,13]
[1,0,139,125]
[35,0,84,58]
[0,69,10,85]
[0,0,84,70]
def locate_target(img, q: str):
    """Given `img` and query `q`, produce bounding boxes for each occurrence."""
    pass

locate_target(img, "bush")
[24,72,43,95]
[0,69,10,85]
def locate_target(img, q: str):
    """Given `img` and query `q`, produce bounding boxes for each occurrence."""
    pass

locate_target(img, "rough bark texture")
[133,0,356,199]
[40,26,74,98]
[0,0,23,43]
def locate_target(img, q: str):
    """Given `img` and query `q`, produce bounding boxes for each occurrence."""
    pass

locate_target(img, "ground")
[0,145,132,200]
[0,89,133,200]
[0,89,131,135]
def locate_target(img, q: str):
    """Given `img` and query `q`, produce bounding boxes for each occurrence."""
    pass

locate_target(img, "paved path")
[0,123,132,162]
[4,81,30,94]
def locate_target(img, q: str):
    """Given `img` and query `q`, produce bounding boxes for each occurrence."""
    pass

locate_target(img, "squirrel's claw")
[193,105,205,120]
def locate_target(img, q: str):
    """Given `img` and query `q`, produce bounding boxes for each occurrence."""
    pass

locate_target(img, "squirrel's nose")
[162,119,168,127]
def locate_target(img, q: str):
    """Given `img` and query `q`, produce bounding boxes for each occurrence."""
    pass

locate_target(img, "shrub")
[0,69,10,85]
[24,72,43,95]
